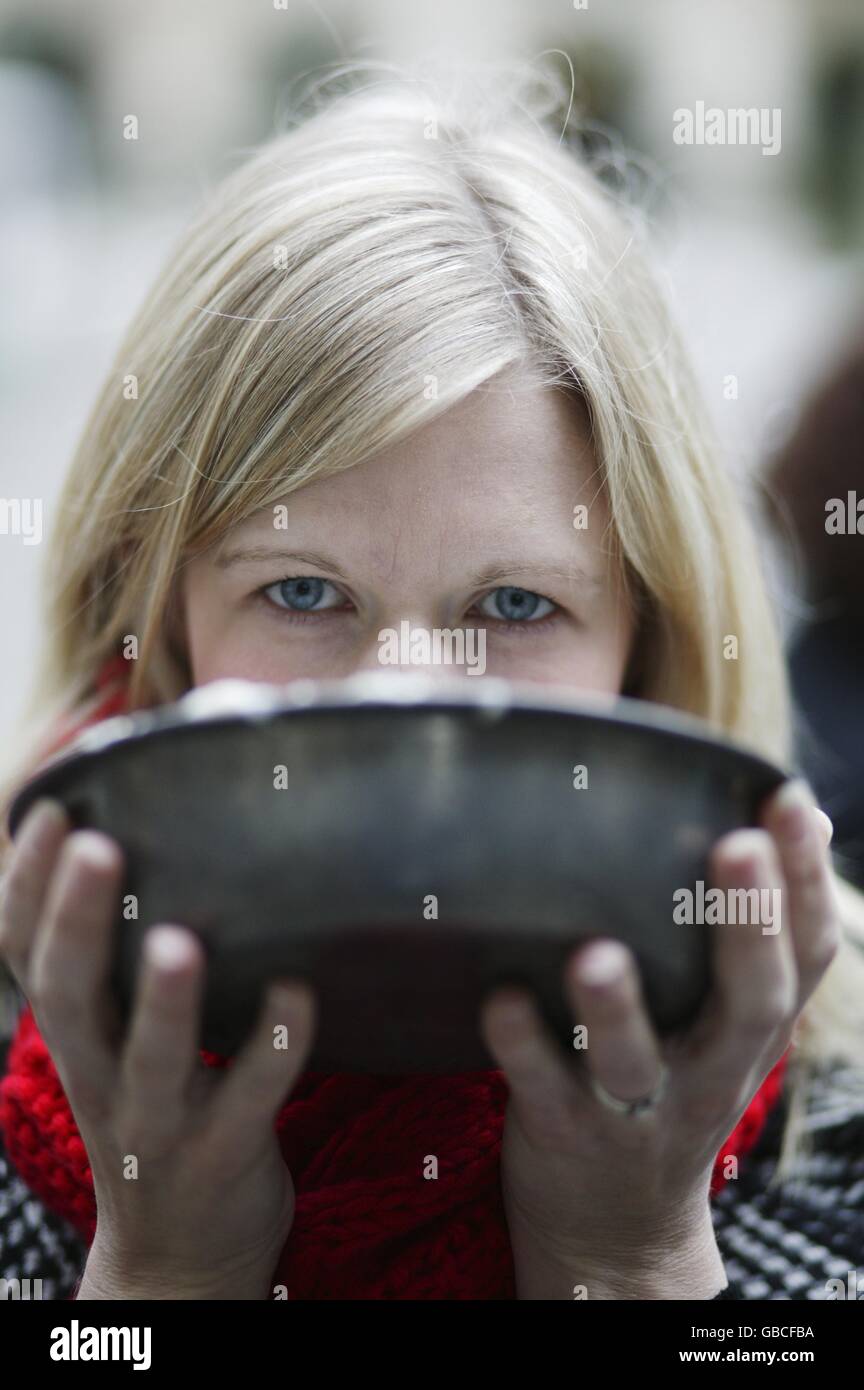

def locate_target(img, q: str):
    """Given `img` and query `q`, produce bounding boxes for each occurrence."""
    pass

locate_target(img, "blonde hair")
[5,61,864,1175]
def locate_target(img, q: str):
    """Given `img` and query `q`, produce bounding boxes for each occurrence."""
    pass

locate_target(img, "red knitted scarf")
[0,658,789,1299]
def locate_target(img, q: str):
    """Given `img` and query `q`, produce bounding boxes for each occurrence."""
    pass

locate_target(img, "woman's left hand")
[479,779,840,1299]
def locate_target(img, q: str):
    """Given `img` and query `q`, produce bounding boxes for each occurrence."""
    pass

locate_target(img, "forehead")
[226,369,605,547]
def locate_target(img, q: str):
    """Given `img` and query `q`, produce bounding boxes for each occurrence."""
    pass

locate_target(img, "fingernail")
[271,980,309,1010]
[492,992,532,1025]
[771,780,812,843]
[21,798,66,839]
[146,926,195,971]
[731,827,783,886]
[815,808,834,848]
[69,831,120,872]
[577,942,629,987]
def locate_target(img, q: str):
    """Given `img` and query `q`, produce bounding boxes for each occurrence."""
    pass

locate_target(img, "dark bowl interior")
[8,674,788,1072]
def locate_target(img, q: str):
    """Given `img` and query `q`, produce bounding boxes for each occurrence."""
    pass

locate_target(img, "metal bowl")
[8,673,788,1072]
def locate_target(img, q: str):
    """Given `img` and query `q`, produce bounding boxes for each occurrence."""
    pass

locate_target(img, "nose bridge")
[356,612,483,682]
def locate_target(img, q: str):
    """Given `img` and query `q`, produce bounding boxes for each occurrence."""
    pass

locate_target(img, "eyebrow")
[215,546,604,591]
[215,546,351,580]
[469,561,603,593]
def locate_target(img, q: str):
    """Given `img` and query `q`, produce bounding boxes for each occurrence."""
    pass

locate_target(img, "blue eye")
[478,586,555,622]
[264,577,344,612]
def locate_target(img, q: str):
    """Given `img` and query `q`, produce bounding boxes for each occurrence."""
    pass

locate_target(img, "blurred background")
[1,0,863,876]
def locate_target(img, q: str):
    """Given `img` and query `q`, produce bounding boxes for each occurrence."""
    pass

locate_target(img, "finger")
[563,939,665,1106]
[120,925,208,1141]
[689,829,797,1092]
[208,979,317,1153]
[760,780,841,1011]
[28,830,126,1106]
[0,799,70,983]
[479,985,575,1137]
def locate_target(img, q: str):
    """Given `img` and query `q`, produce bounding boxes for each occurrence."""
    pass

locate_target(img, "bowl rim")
[7,671,790,836]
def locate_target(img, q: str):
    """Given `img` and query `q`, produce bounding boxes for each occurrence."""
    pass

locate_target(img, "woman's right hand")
[0,797,317,1299]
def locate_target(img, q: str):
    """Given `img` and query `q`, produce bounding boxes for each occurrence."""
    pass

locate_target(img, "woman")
[1,64,863,1301]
